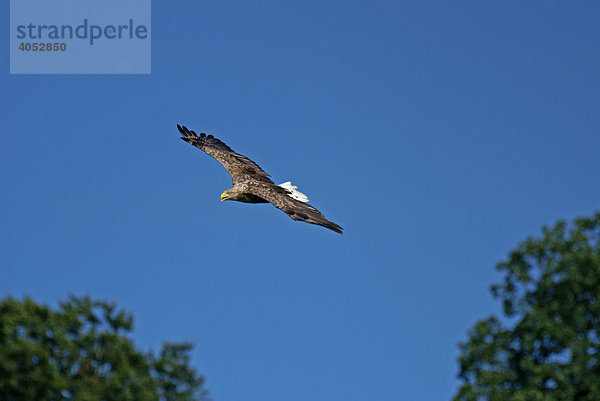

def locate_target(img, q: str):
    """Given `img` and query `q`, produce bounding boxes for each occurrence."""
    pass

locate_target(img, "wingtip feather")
[329,223,344,234]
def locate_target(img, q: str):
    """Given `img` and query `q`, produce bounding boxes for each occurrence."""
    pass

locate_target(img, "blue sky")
[2,1,600,400]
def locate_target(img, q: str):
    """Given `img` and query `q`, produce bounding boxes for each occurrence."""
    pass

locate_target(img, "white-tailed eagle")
[177,124,343,234]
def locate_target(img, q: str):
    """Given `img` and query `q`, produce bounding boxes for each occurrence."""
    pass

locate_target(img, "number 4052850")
[18,42,67,51]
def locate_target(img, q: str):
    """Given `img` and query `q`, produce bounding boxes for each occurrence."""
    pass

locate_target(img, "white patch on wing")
[278,181,309,203]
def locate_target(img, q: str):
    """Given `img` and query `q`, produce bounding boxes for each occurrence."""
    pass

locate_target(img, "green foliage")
[454,212,600,400]
[0,295,209,401]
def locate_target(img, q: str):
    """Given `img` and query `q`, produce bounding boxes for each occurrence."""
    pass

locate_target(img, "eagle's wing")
[177,124,273,185]
[246,183,344,234]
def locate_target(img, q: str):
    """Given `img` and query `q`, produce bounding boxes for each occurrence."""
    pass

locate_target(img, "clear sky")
[2,1,600,400]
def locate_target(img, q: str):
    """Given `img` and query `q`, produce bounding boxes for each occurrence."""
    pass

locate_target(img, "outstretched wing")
[177,124,273,185]
[247,184,343,234]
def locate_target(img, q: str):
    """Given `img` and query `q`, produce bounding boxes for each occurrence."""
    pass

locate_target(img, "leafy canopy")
[0,295,209,401]
[454,212,600,401]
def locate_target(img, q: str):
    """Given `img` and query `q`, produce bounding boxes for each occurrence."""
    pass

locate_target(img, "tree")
[454,212,600,401]
[0,295,210,401]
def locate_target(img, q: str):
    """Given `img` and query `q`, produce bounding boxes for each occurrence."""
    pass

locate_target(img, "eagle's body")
[177,124,343,234]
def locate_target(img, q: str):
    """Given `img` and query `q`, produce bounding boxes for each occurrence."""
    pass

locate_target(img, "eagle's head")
[220,189,234,201]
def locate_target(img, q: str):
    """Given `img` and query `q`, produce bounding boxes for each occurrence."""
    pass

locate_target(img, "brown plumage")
[177,124,343,234]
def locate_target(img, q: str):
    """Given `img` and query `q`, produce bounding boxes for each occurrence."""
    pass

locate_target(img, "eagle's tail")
[278,181,309,203]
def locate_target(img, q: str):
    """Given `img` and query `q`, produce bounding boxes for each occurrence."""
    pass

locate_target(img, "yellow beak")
[220,192,228,201]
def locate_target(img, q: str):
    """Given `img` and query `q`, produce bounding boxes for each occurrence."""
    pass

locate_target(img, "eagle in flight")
[177,125,343,234]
